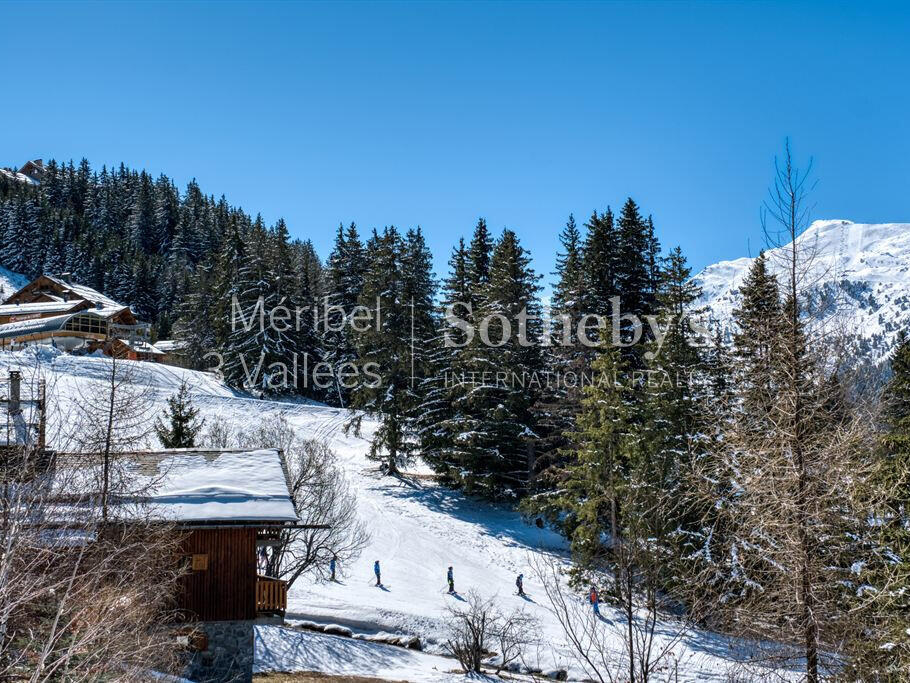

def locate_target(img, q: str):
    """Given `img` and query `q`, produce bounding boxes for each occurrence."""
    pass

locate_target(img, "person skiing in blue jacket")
[447,566,455,593]
[374,560,382,586]
[329,556,337,581]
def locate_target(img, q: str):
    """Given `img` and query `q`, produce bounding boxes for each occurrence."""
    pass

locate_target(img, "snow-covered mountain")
[694,220,910,364]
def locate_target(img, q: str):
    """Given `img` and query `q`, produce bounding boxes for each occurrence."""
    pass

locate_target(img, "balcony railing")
[256,575,287,614]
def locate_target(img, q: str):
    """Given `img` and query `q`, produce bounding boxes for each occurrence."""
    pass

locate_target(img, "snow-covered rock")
[694,220,910,365]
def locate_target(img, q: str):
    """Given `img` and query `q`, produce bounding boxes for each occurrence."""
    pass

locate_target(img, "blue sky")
[2,1,908,290]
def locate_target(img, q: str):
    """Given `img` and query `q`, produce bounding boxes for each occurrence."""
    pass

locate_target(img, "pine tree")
[555,344,633,567]
[325,223,366,406]
[418,239,469,476]
[154,381,205,448]
[348,227,423,475]
[444,229,544,498]
[850,333,910,678]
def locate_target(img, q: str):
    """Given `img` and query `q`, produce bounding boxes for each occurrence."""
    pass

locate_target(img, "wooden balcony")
[256,575,287,614]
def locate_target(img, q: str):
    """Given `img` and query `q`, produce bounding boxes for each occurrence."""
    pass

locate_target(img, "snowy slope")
[694,220,910,364]
[0,348,789,681]
[0,264,28,301]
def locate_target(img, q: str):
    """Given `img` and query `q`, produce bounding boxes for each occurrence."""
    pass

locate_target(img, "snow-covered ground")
[256,626,463,681]
[1,348,786,681]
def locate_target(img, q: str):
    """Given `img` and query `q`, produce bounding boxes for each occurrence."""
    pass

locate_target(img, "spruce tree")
[325,223,366,406]
[555,344,633,567]
[154,381,205,448]
[532,214,586,490]
[445,229,543,498]
[348,227,423,475]
[851,333,910,678]
[581,207,617,322]
[418,239,469,477]
[731,251,783,420]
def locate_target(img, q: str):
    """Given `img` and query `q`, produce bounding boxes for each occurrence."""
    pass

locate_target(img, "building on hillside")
[0,274,151,355]
[153,339,190,367]
[17,159,45,182]
[107,337,165,362]
[53,447,301,682]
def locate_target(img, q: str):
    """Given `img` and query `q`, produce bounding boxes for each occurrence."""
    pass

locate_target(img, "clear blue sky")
[2,1,908,289]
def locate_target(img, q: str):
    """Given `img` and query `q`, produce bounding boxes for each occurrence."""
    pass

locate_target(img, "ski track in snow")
[1,348,796,682]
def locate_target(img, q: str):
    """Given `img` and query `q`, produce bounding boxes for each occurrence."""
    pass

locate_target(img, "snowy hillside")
[0,265,28,300]
[0,348,789,682]
[695,220,910,363]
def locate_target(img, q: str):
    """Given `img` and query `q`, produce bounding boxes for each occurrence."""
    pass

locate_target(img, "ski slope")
[0,348,788,681]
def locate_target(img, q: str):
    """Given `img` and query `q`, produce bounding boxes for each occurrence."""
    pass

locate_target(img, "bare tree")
[208,413,370,586]
[533,555,685,683]
[444,590,538,675]
[686,142,885,681]
[64,355,155,522]
[1,363,185,681]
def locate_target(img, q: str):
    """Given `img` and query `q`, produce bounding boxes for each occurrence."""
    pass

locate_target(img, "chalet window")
[191,554,209,571]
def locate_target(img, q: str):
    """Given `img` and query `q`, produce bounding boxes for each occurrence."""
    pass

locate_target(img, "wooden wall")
[178,528,256,621]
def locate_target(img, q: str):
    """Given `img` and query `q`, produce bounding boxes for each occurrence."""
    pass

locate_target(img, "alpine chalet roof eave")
[54,448,300,525]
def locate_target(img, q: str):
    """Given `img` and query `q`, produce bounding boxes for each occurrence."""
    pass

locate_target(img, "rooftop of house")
[0,310,110,342]
[115,338,165,355]
[54,448,299,524]
[40,274,123,309]
[0,300,86,316]
[153,339,187,353]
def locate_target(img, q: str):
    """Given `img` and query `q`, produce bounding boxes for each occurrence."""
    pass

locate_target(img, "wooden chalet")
[153,339,190,367]
[0,274,150,353]
[55,447,299,621]
[17,159,45,182]
[107,337,166,362]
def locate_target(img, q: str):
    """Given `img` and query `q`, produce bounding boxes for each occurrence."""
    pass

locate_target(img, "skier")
[447,566,455,593]
[374,560,382,586]
[329,555,337,581]
[589,586,600,616]
[516,573,525,596]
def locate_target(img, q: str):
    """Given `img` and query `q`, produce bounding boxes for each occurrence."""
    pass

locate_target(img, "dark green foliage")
[432,227,544,499]
[348,226,436,474]
[154,381,205,448]
[850,333,910,679]
[731,251,783,420]
[325,223,366,406]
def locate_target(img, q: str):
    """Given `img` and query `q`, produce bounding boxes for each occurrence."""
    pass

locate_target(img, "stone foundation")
[183,620,254,683]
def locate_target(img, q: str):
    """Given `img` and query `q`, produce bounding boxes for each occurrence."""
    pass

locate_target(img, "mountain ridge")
[694,219,910,364]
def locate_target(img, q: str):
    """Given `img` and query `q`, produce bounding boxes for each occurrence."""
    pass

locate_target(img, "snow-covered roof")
[56,449,298,524]
[0,312,94,340]
[41,275,122,309]
[0,300,84,316]
[117,338,165,355]
[153,339,187,353]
